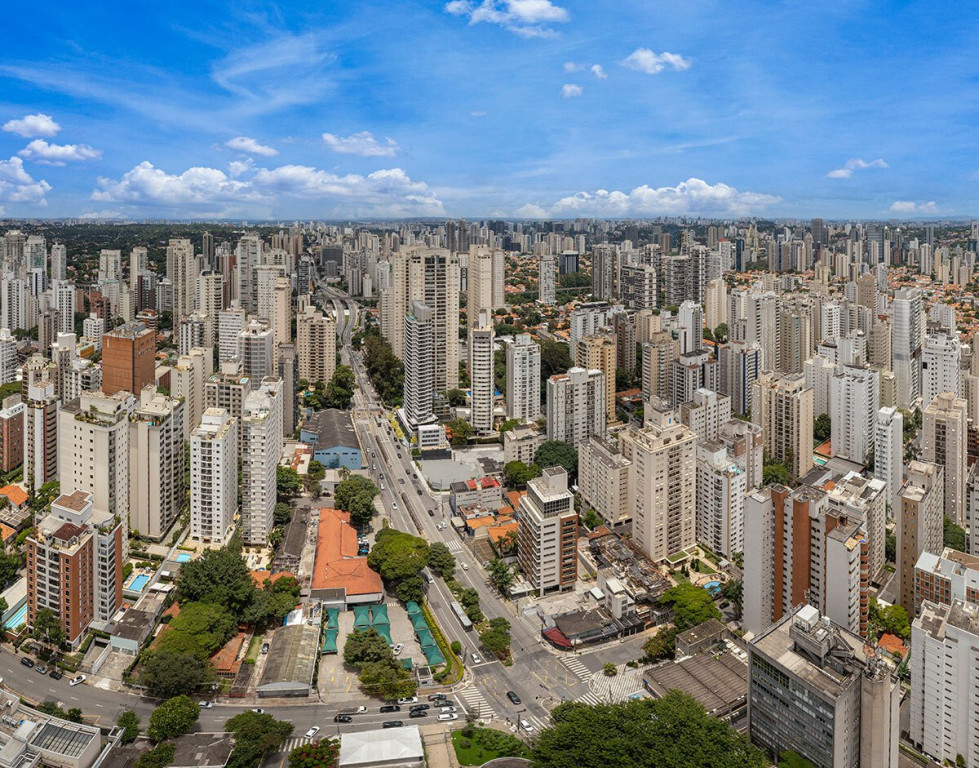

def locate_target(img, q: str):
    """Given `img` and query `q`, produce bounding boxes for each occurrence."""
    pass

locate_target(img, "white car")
[461,563,469,571]
[471,652,482,664]
[69,675,86,687]
[520,719,534,732]
[396,697,418,705]
[198,701,213,709]
[437,713,459,721]
[305,726,321,738]
[393,643,405,656]
[392,502,398,510]
[440,706,457,713]
[249,708,265,714]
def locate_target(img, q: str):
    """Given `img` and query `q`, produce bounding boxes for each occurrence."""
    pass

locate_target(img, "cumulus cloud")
[826,158,888,179]
[322,131,400,157]
[563,61,579,73]
[18,139,101,165]
[622,49,691,74]
[445,0,569,37]
[0,157,51,205]
[561,83,583,98]
[78,210,126,220]
[2,113,60,138]
[225,136,278,156]
[91,160,444,217]
[228,158,255,178]
[890,200,938,214]
[590,64,607,80]
[522,178,779,218]
[515,203,547,218]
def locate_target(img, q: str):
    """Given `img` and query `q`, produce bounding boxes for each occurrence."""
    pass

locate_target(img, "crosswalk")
[281,737,312,752]
[559,656,592,682]
[575,691,602,706]
[521,714,548,732]
[445,540,462,554]
[455,687,497,721]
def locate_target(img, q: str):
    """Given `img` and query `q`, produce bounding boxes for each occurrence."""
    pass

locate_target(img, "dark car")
[409,710,427,719]
[506,691,521,705]
[48,670,63,680]
[334,714,353,723]
[382,720,403,728]
[379,705,401,713]
[19,658,33,668]
[427,693,447,702]
[417,489,422,495]
[409,704,430,712]
[428,509,435,516]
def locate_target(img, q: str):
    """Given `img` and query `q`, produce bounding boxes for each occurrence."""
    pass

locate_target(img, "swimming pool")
[175,552,192,563]
[128,574,150,592]
[703,580,722,595]
[3,603,26,630]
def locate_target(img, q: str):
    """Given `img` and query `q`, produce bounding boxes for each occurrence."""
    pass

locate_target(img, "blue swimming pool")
[3,603,26,630]
[128,574,150,592]
[703,580,722,595]
[175,552,192,563]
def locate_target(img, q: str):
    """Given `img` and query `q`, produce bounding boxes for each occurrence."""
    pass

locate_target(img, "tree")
[225,711,294,768]
[176,546,257,616]
[344,628,393,668]
[304,460,326,493]
[535,441,578,478]
[147,695,200,741]
[779,751,817,768]
[445,389,467,407]
[289,738,341,768]
[321,365,356,410]
[32,607,65,649]
[135,742,176,768]
[427,542,456,579]
[274,503,292,527]
[358,659,417,699]
[156,601,237,658]
[335,476,379,529]
[762,460,791,486]
[446,418,474,446]
[615,367,633,392]
[117,710,141,744]
[813,413,831,443]
[395,573,425,603]
[479,617,511,658]
[713,323,728,344]
[602,662,617,677]
[487,558,515,596]
[0,549,22,590]
[885,531,896,563]
[244,578,301,630]
[531,692,766,768]
[503,460,540,489]
[139,649,211,699]
[540,341,573,380]
[869,598,911,640]
[944,515,967,551]
[367,528,430,583]
[658,582,721,631]
[720,579,743,619]
[276,465,303,501]
[642,626,679,661]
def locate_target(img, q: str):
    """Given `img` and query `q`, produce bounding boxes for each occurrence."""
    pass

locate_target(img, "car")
[382,720,403,729]
[19,658,33,668]
[409,710,427,719]
[471,652,483,664]
[392,502,398,510]
[352,706,368,713]
[393,643,404,656]
[427,693,447,702]
[506,691,521,705]
[35,665,47,675]
[409,704,430,712]
[417,489,423,495]
[438,713,459,721]
[412,473,418,479]
[519,719,534,732]
[48,670,62,681]
[261,643,270,655]
[428,509,435,517]
[334,714,352,723]
[462,563,469,571]
[396,697,418,705]
[305,727,321,739]
[379,705,401,713]
[69,675,86,687]
[199,701,213,709]
[249,708,265,714]
[371,452,376,458]
[440,706,457,713]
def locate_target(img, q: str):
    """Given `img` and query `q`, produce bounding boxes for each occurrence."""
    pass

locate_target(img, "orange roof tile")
[0,486,28,507]
[0,523,15,543]
[250,570,296,588]
[310,508,383,597]
[488,522,519,543]
[877,633,908,658]
[211,632,247,673]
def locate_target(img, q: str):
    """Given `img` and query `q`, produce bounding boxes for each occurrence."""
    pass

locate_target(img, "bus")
[450,601,473,632]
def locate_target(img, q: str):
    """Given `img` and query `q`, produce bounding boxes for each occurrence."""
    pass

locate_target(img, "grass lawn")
[245,634,263,662]
[451,728,530,766]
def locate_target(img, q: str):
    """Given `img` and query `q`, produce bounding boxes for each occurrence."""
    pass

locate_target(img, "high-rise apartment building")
[874,407,904,516]
[910,600,979,768]
[23,379,58,489]
[217,304,247,364]
[466,246,505,326]
[827,470,888,579]
[748,604,899,768]
[641,331,679,405]
[545,367,606,447]
[577,435,631,528]
[829,363,879,463]
[575,333,617,421]
[0,395,23,473]
[752,371,814,480]
[892,287,923,409]
[296,306,337,385]
[618,264,657,310]
[718,340,761,416]
[238,319,275,382]
[913,547,979,615]
[469,310,495,435]
[671,350,718,408]
[897,461,945,616]
[679,387,731,442]
[101,321,155,396]
[517,467,577,597]
[26,490,124,645]
[403,302,436,430]
[196,269,224,347]
[504,334,540,421]
[205,360,252,436]
[171,347,213,437]
[704,277,728,331]
[166,238,198,322]
[129,385,185,540]
[240,378,283,545]
[922,392,968,525]
[619,406,697,562]
[696,441,746,557]
[538,255,556,305]
[921,331,961,410]
[190,408,238,545]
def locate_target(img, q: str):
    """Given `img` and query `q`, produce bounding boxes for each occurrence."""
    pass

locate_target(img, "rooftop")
[310,508,383,597]
[339,725,423,767]
[301,408,360,450]
[643,651,747,716]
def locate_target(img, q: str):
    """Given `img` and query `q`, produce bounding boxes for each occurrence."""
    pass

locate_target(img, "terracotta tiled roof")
[0,486,28,507]
[310,508,383,597]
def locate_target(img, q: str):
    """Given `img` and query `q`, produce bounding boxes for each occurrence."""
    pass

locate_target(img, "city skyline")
[2,1,978,220]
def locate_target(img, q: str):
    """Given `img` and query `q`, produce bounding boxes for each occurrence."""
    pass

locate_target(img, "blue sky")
[0,0,977,220]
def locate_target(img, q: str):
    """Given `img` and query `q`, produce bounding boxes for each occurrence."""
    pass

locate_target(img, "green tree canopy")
[139,649,211,699]
[535,441,578,477]
[446,418,475,446]
[427,542,456,579]
[289,738,341,768]
[762,460,791,486]
[659,582,722,631]
[479,617,512,658]
[813,413,831,443]
[487,558,515,596]
[641,626,679,661]
[344,628,393,669]
[274,503,292,527]
[335,476,380,528]
[225,712,295,768]
[503,460,541,489]
[320,365,356,410]
[117,710,141,744]
[944,515,967,551]
[358,660,417,699]
[156,601,237,658]
[147,695,200,741]
[135,742,176,768]
[540,341,573,380]
[367,528,430,583]
[869,598,911,640]
[531,692,766,768]
[276,465,303,501]
[176,546,257,615]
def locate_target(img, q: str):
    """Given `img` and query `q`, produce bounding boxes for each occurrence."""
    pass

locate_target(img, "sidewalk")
[420,724,460,768]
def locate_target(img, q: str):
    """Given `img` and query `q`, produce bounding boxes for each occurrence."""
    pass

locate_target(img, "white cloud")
[590,64,607,80]
[524,178,779,218]
[826,158,888,179]
[444,0,569,37]
[225,136,278,157]
[890,201,938,214]
[515,203,547,218]
[0,157,51,205]
[563,61,579,73]
[18,139,101,165]
[78,210,126,220]
[621,48,691,74]
[2,113,61,138]
[228,158,255,178]
[561,83,583,98]
[91,160,444,217]
[470,110,487,117]
[322,131,400,157]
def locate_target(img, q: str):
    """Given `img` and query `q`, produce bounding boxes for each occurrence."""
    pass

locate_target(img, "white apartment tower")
[296,306,337,385]
[240,378,283,545]
[218,304,247,364]
[921,331,962,410]
[469,309,495,435]
[467,246,505,326]
[403,301,436,429]
[504,334,541,421]
[238,319,275,382]
[545,367,606,447]
[892,287,923,409]
[129,385,185,540]
[696,441,747,557]
[166,238,198,321]
[829,364,880,464]
[875,407,905,516]
[190,408,238,545]
[538,255,556,305]
[922,392,968,526]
